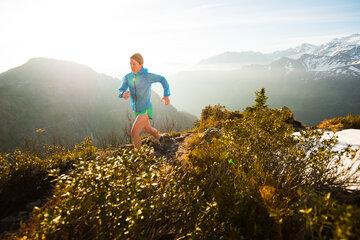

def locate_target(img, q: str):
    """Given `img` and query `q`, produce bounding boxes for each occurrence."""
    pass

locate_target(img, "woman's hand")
[162,96,170,105]
[122,91,130,100]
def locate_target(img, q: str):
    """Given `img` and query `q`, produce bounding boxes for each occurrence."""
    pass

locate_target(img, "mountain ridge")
[197,33,360,76]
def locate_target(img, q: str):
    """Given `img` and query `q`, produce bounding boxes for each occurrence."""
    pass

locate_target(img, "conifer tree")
[254,87,268,109]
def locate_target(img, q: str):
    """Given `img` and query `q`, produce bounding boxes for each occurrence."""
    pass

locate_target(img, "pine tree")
[254,87,268,109]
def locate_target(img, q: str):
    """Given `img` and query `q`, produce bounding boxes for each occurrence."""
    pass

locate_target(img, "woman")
[118,53,171,150]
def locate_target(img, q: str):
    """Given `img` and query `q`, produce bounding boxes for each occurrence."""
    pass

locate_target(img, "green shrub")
[0,137,97,236]
[318,113,360,131]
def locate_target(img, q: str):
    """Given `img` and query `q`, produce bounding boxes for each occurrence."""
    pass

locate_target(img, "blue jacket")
[118,66,171,113]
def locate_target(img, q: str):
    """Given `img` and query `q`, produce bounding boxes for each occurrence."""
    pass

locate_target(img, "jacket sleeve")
[118,76,129,98]
[148,73,171,97]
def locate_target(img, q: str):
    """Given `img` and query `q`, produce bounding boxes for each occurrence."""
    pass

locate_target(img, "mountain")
[199,33,360,76]
[312,33,360,57]
[198,51,272,65]
[269,33,360,77]
[0,58,197,152]
[271,43,318,60]
[170,34,360,125]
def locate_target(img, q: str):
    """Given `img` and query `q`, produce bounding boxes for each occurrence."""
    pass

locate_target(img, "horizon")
[2,32,359,77]
[1,0,359,77]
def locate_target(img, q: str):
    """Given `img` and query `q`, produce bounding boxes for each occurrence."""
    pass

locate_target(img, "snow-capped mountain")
[267,55,360,77]
[265,34,360,77]
[271,43,318,60]
[273,33,360,60]
[269,57,307,73]
[299,34,360,72]
[312,33,360,57]
[199,33,360,78]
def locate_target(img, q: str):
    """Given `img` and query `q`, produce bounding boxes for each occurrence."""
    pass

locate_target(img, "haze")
[0,0,359,78]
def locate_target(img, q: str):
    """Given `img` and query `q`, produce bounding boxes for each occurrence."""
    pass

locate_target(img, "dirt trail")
[141,132,194,164]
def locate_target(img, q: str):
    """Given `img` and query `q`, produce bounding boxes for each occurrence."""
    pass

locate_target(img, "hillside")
[0,58,197,152]
[1,89,360,239]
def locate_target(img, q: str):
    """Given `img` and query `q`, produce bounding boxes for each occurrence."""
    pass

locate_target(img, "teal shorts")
[134,105,153,120]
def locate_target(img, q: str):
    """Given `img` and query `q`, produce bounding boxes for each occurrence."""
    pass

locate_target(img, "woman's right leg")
[131,114,149,149]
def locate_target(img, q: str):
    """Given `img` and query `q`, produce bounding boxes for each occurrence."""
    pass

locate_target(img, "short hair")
[130,53,144,65]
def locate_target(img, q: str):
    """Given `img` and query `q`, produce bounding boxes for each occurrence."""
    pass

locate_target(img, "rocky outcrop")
[280,106,306,131]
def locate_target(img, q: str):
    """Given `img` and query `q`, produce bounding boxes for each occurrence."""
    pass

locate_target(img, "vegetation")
[318,113,360,131]
[254,87,268,109]
[1,88,359,239]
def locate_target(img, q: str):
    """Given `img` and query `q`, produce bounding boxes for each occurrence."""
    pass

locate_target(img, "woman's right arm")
[118,76,129,98]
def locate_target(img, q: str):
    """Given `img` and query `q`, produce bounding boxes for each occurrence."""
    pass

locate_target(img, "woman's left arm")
[148,73,171,97]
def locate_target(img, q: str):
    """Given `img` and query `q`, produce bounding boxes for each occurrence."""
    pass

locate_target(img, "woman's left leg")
[142,106,160,139]
[143,118,161,140]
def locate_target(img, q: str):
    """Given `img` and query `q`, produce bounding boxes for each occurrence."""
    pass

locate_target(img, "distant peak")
[331,33,360,43]
[218,50,264,55]
[300,43,316,47]
[28,57,52,61]
[24,57,96,73]
[27,57,78,65]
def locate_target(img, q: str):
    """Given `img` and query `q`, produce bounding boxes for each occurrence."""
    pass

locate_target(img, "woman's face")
[130,58,142,73]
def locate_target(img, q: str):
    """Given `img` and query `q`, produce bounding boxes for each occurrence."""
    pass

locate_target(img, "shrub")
[318,113,360,131]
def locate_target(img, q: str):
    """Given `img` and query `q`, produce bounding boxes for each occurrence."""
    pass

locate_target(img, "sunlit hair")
[130,53,144,65]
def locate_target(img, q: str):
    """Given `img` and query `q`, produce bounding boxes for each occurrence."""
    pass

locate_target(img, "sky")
[0,0,359,78]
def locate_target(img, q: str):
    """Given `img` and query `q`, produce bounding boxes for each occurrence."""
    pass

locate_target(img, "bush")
[0,138,96,236]
[187,105,360,238]
[318,113,360,131]
[198,104,242,132]
[18,145,228,239]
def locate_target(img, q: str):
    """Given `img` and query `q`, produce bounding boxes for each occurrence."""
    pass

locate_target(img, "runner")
[118,53,171,150]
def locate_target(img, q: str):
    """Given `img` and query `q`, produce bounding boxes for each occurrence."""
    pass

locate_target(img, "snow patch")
[293,129,360,190]
[302,55,345,71]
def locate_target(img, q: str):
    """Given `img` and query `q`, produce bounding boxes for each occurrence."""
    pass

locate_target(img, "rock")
[175,135,186,141]
[18,211,28,218]
[202,127,222,141]
[280,106,306,131]
[26,199,41,211]
[160,135,176,145]
[0,215,20,232]
[120,143,134,150]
